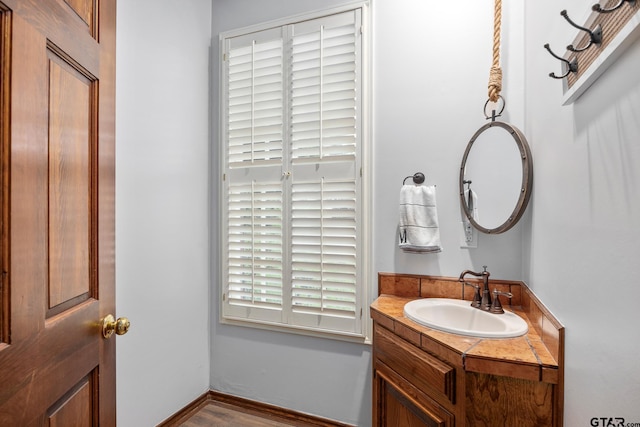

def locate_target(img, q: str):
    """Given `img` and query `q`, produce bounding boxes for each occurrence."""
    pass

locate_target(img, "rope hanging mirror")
[459,0,533,234]
[487,0,504,115]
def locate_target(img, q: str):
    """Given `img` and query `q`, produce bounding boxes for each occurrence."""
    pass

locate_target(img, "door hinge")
[223,293,226,301]
[360,308,363,318]
[223,52,227,61]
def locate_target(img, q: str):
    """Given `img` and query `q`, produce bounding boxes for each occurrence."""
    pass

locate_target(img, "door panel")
[0,0,116,425]
[47,371,97,427]
[383,381,445,427]
[64,0,95,33]
[373,362,454,427]
[47,47,95,315]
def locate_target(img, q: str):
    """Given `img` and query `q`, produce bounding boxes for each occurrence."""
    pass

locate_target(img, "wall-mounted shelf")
[561,1,640,105]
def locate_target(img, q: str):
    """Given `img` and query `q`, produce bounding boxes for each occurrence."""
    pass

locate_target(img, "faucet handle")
[463,282,482,308]
[490,290,513,314]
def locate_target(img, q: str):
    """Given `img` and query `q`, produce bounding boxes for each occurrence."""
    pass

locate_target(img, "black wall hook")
[544,44,578,79]
[592,0,636,14]
[560,10,602,52]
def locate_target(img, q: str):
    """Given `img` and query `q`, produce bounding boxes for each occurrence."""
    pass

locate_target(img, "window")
[219,5,369,340]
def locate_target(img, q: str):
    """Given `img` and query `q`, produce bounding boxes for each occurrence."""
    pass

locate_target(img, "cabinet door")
[374,364,454,427]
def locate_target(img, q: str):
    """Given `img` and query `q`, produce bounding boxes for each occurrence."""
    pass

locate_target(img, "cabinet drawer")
[374,325,455,404]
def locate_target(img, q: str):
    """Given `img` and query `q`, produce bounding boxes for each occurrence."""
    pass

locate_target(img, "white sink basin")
[403,298,528,338]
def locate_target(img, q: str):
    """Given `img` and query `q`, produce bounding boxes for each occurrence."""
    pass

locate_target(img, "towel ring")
[403,172,425,185]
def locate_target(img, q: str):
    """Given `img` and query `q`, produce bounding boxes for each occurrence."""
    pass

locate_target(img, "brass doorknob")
[102,314,130,339]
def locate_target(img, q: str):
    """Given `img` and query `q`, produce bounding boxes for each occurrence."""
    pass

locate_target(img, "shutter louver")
[227,181,283,309]
[291,14,357,162]
[291,179,357,318]
[227,36,284,167]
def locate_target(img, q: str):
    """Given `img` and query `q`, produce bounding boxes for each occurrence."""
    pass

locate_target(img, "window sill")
[219,314,372,345]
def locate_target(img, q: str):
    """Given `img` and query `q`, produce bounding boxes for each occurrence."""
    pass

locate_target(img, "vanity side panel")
[521,287,543,339]
[552,327,564,427]
[465,372,555,427]
[522,285,564,365]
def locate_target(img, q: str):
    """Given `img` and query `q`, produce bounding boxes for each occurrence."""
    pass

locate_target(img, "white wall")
[115,1,212,425]
[525,1,640,424]
[372,0,526,280]
[210,1,526,425]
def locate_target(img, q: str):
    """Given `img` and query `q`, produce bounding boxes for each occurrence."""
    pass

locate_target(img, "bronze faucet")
[462,282,481,308]
[490,289,513,314]
[459,265,492,311]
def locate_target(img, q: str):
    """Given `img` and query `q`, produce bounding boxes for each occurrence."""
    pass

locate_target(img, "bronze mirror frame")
[459,121,533,234]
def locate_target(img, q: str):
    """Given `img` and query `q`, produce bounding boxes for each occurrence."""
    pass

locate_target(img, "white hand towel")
[399,185,442,253]
[464,188,479,221]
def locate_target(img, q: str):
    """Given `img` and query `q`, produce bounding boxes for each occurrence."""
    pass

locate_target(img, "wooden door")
[0,0,118,425]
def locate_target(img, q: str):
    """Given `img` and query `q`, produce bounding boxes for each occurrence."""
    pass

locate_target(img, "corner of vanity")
[370,272,564,427]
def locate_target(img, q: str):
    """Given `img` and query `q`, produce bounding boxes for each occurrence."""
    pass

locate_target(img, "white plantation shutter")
[290,178,358,332]
[290,13,357,161]
[227,29,284,167]
[221,7,366,338]
[227,181,283,309]
[291,179,357,315]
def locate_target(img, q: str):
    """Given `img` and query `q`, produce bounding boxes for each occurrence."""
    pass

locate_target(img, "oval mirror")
[459,121,532,234]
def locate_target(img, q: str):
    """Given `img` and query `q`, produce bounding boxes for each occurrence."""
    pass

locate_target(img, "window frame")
[217,2,372,343]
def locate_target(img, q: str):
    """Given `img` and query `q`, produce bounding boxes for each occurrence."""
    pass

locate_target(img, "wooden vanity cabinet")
[372,323,558,427]
[372,274,563,427]
[373,324,460,426]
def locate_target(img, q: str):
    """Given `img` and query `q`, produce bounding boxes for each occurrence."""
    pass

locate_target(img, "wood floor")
[159,391,353,427]
[178,401,314,427]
